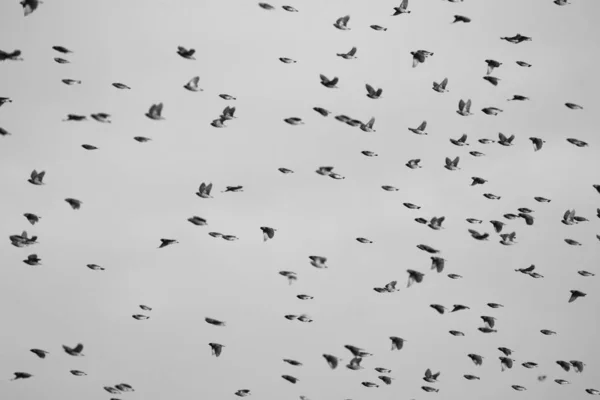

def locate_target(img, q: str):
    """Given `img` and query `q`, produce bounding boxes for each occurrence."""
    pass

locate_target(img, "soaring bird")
[23,213,40,225]
[393,0,410,15]
[309,255,327,269]
[529,137,545,151]
[457,99,472,116]
[337,46,357,59]
[23,254,41,266]
[565,102,583,110]
[501,34,532,43]
[63,343,84,356]
[11,372,33,381]
[482,107,503,115]
[453,15,471,23]
[333,15,351,30]
[146,103,164,120]
[323,354,341,369]
[468,353,484,366]
[0,49,23,61]
[409,121,428,135]
[407,269,424,287]
[177,46,196,59]
[30,349,49,358]
[370,25,387,31]
[485,59,502,75]
[568,290,586,303]
[205,317,226,326]
[158,239,178,248]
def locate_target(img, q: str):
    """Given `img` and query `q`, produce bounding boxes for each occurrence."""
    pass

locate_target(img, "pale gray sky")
[1,0,599,399]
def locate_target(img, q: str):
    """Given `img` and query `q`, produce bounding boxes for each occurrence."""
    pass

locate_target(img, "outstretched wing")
[365,84,375,95]
[348,47,357,56]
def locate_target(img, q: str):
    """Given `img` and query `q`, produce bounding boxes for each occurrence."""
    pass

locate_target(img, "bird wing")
[499,133,507,142]
[365,84,375,95]
[367,117,375,127]
[199,182,206,193]
[425,368,432,378]
[376,88,383,96]
[508,134,515,142]
[401,0,408,9]
[319,74,328,83]
[458,99,465,111]
[73,343,83,353]
[418,121,427,130]
[341,15,350,24]
[348,47,357,56]
[206,183,213,194]
[459,134,467,142]
[465,99,472,112]
[330,77,339,85]
[441,78,448,88]
[445,157,452,166]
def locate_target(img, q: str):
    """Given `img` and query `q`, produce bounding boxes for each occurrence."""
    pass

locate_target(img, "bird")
[309,256,328,269]
[28,170,45,185]
[205,317,226,326]
[20,0,42,16]
[453,15,471,23]
[571,360,585,373]
[498,133,515,146]
[567,138,588,147]
[431,257,445,273]
[158,239,178,248]
[132,314,150,320]
[282,5,299,12]
[279,57,296,64]
[468,229,489,240]
[70,370,87,376]
[54,57,70,64]
[188,216,208,226]
[360,117,376,132]
[260,227,276,241]
[509,94,529,101]
[336,46,357,59]
[87,264,104,271]
[0,49,23,61]
[333,15,351,30]
[423,368,441,383]
[278,167,294,174]
[281,375,298,384]
[451,304,469,312]
[407,270,424,287]
[516,61,532,67]
[370,25,387,31]
[196,183,213,198]
[428,216,445,230]
[23,213,40,225]
[11,372,33,381]
[432,78,449,93]
[63,343,84,356]
[61,79,81,85]
[320,74,339,88]
[30,349,48,358]
[409,121,428,135]
[393,0,410,15]
[485,60,502,75]
[23,254,41,266]
[323,354,341,369]
[499,232,517,245]
[468,353,484,366]
[146,103,164,120]
[568,290,586,303]
[450,134,469,146]
[65,198,82,210]
[529,137,545,151]
[482,107,503,115]
[177,46,196,60]
[91,113,111,123]
[411,50,433,67]
[112,82,131,89]
[81,144,98,150]
[390,337,406,350]
[501,34,532,43]
[430,304,448,314]
[0,97,13,107]
[565,102,583,110]
[365,84,383,99]
[457,99,472,116]
[184,76,202,92]
[483,76,500,86]
[235,390,251,397]
[444,157,460,171]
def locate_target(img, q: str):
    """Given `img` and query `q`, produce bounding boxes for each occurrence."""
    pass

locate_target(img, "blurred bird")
[444,157,460,171]
[63,343,84,356]
[457,99,472,116]
[565,102,583,110]
[158,239,178,248]
[411,50,434,67]
[498,133,515,146]
[205,317,226,326]
[0,49,23,61]
[30,349,48,358]
[112,83,131,89]
[433,78,449,93]
[390,336,406,350]
[453,15,471,23]
[482,107,503,115]
[337,47,357,59]
[146,103,164,120]
[365,84,383,99]
[23,254,41,266]
[65,198,82,210]
[28,170,45,185]
[450,134,469,146]
[11,372,33,381]
[485,59,502,75]
[261,227,276,241]
[320,74,339,88]
[323,354,341,369]
[196,183,213,198]
[21,0,42,16]
[333,15,351,30]
[501,34,532,43]
[409,121,428,135]
[393,0,410,15]
[177,46,195,60]
[568,290,586,303]
[184,76,202,92]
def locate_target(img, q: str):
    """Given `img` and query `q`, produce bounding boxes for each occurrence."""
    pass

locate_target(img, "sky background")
[1,0,600,399]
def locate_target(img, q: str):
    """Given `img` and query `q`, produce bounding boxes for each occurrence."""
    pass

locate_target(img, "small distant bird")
[365,84,382,99]
[356,237,373,244]
[0,97,13,106]
[235,390,251,397]
[407,270,424,287]
[483,76,500,86]
[464,375,480,380]
[422,386,439,393]
[450,330,465,336]
[104,387,121,394]
[468,229,489,240]
[498,133,515,146]
[139,305,152,311]
[115,384,134,392]
[134,136,151,143]
[457,99,472,116]
[112,83,131,89]
[30,349,48,358]
[478,138,495,144]
[565,238,582,246]
[219,94,236,100]
[281,375,298,384]
[565,102,583,110]
[540,329,556,335]
[471,177,487,186]
[11,372,33,381]
[444,157,460,171]
[91,113,111,123]
[146,103,164,120]
[393,0,410,15]
[81,144,97,150]
[453,15,471,23]
[333,15,351,30]
[468,353,484,366]
[21,0,42,16]
[323,354,341,369]
[62,79,81,85]
[417,244,439,254]
[362,382,379,388]
[556,360,571,372]
[451,304,469,312]
[501,34,532,43]
[362,151,378,157]
[430,304,448,314]
[428,217,445,230]
[360,117,376,132]
[70,370,86,376]
[261,227,276,241]
[570,360,585,373]
[23,254,41,266]
[284,117,304,126]
[522,362,538,368]
[485,59,502,75]
[278,167,294,174]
[534,196,551,203]
[188,216,208,226]
[184,76,202,92]
[433,78,449,93]
[63,343,84,356]
[512,385,527,391]
[65,198,82,210]
[411,50,434,67]
[283,359,302,366]
[158,239,178,248]
[337,46,357,59]
[28,170,45,185]
[568,290,586,303]
[23,213,40,225]
[196,182,213,198]
[450,134,469,146]
[448,274,462,279]
[376,367,392,374]
[282,5,298,12]
[499,232,517,245]
[222,186,243,193]
[403,203,421,209]
[63,114,87,121]
[567,138,588,147]
[529,137,545,151]
[205,317,226,326]
[209,343,224,357]
[586,389,600,395]
[578,270,595,277]
[431,257,445,273]
[509,95,529,101]
[177,46,195,60]
[309,255,328,269]
[423,368,440,383]
[409,121,428,135]
[87,264,105,271]
[516,61,532,67]
[279,57,296,64]
[482,107,503,115]
[390,336,406,350]
[320,74,339,88]
[370,25,387,31]
[313,107,330,117]
[54,57,70,64]
[488,303,504,308]
[132,314,149,320]
[467,218,483,224]
[0,127,11,136]
[0,49,23,61]
[297,294,313,300]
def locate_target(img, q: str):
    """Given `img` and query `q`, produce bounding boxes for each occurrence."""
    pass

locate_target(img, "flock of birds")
[2,0,599,399]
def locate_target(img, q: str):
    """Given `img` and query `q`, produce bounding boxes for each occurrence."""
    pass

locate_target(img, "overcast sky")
[1,0,599,399]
